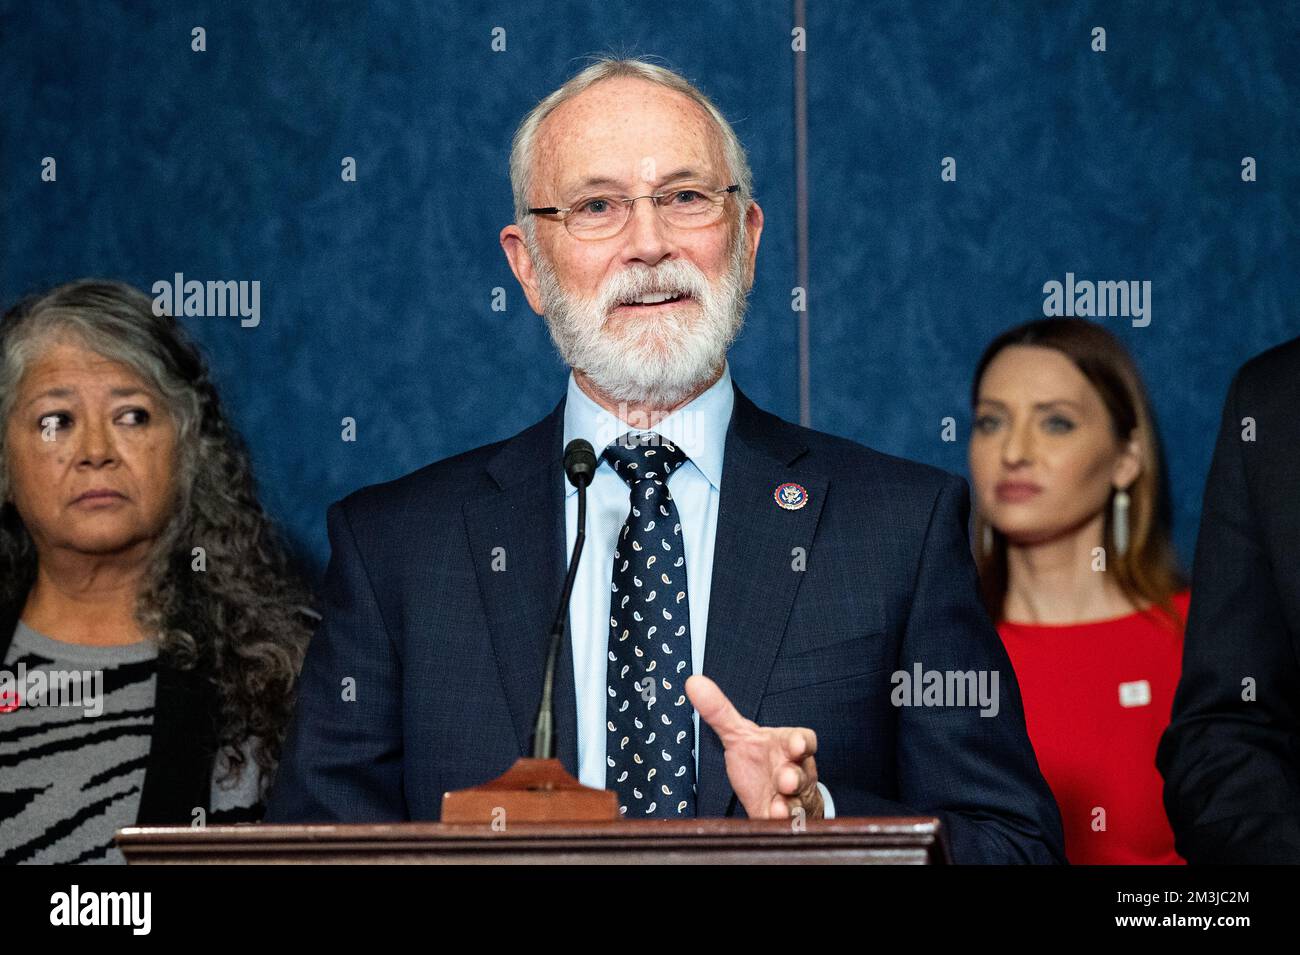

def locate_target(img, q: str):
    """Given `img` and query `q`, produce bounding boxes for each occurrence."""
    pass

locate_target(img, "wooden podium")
[117,816,949,864]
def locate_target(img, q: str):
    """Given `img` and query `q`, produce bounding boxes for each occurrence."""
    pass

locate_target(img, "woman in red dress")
[967,318,1187,865]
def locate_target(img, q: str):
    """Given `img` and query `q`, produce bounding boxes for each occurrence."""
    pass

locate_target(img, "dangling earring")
[981,520,993,557]
[1112,488,1131,557]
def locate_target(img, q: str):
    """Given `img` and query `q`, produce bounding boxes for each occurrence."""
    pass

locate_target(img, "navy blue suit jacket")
[1157,337,1300,862]
[266,382,1066,863]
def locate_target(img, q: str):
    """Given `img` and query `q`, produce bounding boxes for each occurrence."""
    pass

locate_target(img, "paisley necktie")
[602,431,697,817]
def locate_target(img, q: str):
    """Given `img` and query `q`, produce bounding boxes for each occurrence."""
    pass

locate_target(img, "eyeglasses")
[528,183,739,240]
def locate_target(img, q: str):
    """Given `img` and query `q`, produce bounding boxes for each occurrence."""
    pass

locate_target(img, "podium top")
[117,816,948,865]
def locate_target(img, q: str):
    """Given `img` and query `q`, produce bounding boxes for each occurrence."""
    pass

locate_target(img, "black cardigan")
[0,594,221,824]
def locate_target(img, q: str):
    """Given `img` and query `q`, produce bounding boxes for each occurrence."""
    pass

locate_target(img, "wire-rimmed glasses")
[528,183,739,240]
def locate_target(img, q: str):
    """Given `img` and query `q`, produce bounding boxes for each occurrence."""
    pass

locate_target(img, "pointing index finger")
[686,674,751,744]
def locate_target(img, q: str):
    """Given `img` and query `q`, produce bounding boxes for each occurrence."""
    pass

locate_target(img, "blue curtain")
[3,0,1295,578]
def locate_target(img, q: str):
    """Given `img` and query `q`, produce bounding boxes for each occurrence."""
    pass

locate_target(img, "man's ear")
[500,224,546,316]
[742,199,764,288]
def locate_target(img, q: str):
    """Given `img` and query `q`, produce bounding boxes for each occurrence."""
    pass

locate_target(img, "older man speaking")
[267,58,1065,864]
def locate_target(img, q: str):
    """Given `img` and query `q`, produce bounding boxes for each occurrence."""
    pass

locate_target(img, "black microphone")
[532,438,597,759]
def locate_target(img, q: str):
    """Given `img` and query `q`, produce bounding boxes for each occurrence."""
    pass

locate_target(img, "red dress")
[997,590,1190,865]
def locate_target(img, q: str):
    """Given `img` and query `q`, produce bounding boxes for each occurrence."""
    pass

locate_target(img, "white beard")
[531,228,751,408]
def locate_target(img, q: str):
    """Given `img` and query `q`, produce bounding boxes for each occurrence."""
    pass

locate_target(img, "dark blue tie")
[603,431,697,817]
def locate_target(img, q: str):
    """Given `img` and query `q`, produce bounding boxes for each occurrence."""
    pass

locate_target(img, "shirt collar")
[562,361,734,494]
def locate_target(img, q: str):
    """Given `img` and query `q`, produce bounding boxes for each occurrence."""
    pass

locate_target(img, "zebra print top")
[0,619,263,864]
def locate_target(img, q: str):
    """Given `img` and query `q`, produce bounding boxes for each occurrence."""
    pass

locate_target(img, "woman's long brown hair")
[970,318,1185,627]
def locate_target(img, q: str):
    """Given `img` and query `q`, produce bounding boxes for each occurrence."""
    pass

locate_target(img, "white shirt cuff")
[816,781,836,819]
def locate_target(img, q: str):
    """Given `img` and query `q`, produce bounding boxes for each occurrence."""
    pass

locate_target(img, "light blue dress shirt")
[562,360,835,818]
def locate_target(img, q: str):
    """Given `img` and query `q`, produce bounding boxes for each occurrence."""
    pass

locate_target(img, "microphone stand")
[441,440,619,824]
[533,480,584,759]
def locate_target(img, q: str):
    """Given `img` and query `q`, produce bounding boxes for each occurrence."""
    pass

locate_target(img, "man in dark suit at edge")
[267,58,1066,865]
[1158,337,1300,863]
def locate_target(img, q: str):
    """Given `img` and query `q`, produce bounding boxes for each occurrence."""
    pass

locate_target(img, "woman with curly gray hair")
[0,278,315,863]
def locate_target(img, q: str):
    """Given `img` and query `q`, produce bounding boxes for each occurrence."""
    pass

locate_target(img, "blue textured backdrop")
[3,0,1297,579]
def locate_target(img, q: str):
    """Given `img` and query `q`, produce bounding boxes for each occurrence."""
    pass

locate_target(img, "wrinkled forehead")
[14,333,154,397]
[533,79,730,201]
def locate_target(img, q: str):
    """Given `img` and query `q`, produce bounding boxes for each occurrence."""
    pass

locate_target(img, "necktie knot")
[602,431,689,488]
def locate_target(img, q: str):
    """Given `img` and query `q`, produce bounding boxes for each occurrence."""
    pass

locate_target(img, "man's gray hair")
[509,57,753,244]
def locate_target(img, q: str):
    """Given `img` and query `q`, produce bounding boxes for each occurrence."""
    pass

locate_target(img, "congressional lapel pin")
[773,482,809,510]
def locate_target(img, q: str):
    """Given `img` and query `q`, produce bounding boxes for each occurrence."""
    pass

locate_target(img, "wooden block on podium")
[440,757,619,823]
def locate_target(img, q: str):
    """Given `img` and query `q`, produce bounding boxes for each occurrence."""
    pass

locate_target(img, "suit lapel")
[696,386,828,817]
[463,397,580,776]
